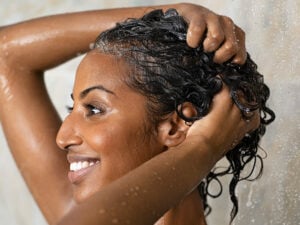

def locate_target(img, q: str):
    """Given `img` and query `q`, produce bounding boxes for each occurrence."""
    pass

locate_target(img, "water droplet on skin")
[99,209,106,214]
[121,201,127,206]
[0,75,13,102]
[112,218,119,224]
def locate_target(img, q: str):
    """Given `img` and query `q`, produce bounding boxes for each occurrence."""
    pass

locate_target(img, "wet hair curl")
[93,9,275,223]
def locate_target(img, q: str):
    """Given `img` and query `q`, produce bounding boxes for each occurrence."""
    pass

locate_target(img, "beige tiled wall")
[0,1,299,225]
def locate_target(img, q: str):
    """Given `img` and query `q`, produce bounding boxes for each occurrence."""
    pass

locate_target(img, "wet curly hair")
[93,9,275,223]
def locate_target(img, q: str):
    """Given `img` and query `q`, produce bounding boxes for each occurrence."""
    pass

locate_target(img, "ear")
[157,102,197,147]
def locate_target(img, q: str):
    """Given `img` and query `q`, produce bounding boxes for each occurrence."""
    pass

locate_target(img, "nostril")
[56,135,83,152]
[56,112,83,151]
[56,128,79,152]
[56,132,68,151]
[56,129,82,151]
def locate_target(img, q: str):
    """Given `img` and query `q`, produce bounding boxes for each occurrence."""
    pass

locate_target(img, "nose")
[56,114,83,151]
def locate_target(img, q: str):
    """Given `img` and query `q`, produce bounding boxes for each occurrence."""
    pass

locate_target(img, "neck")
[154,189,207,225]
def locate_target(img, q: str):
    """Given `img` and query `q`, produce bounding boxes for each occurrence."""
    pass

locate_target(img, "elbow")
[0,27,13,66]
[0,26,28,69]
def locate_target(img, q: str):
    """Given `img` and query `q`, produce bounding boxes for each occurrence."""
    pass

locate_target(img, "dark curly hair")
[93,9,275,223]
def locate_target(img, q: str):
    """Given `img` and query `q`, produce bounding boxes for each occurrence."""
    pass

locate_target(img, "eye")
[85,104,105,116]
[66,105,74,113]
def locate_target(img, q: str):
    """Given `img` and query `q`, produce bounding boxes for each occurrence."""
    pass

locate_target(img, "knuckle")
[232,56,243,64]
[210,32,224,44]
[222,16,234,27]
[190,21,205,33]
[224,42,239,54]
[236,26,245,37]
[233,48,247,64]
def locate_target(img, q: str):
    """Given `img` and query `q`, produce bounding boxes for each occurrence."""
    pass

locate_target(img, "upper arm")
[0,29,73,224]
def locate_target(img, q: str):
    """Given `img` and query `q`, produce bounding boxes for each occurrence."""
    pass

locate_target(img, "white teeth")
[82,161,89,168]
[70,160,99,171]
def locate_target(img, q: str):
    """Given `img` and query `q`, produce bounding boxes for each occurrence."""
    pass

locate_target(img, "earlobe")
[157,102,198,147]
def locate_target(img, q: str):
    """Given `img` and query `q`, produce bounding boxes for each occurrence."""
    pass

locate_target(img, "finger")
[245,110,260,133]
[226,109,255,149]
[231,26,247,64]
[216,99,243,153]
[213,16,239,63]
[210,84,233,117]
[202,14,225,52]
[186,18,207,48]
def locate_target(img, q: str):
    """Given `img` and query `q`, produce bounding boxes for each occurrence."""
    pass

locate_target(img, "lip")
[67,153,100,184]
[67,153,100,163]
[68,161,100,184]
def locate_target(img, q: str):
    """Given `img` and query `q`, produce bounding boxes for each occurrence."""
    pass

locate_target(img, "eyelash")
[66,106,74,113]
[66,104,105,116]
[85,104,105,116]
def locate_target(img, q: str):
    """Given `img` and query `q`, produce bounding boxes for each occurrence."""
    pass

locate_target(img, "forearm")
[57,136,216,225]
[0,2,245,73]
[0,4,180,72]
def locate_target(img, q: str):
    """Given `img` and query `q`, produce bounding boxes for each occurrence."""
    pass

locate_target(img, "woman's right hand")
[187,85,260,160]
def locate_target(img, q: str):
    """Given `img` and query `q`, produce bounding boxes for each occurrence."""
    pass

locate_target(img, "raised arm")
[0,3,245,71]
[0,3,246,224]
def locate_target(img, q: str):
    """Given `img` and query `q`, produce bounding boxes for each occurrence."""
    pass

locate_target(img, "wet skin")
[56,51,164,202]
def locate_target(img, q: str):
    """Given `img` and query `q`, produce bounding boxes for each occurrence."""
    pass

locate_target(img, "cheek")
[85,122,149,160]
[83,116,161,176]
[85,125,117,155]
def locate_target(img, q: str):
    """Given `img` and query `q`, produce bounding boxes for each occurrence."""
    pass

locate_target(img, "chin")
[72,186,96,204]
[72,181,108,204]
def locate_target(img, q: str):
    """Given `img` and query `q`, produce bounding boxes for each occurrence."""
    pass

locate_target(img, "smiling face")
[56,51,164,202]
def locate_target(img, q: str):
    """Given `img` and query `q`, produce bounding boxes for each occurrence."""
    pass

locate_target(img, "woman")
[91,8,274,223]
[0,3,262,225]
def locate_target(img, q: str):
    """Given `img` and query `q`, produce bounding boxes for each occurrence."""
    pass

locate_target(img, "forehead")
[72,51,150,113]
[74,51,130,91]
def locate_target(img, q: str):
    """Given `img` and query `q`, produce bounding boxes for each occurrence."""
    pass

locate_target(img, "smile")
[67,158,100,184]
[70,160,99,171]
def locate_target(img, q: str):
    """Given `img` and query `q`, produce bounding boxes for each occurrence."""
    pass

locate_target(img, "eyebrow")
[70,85,115,100]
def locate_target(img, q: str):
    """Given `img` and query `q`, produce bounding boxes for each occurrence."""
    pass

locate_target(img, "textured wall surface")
[0,0,299,225]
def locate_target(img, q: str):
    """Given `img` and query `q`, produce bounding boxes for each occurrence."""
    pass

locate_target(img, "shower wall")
[0,0,299,225]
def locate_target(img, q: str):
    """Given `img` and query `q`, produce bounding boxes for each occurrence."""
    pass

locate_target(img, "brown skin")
[57,51,210,225]
[57,52,164,203]
[57,83,259,225]
[0,3,255,225]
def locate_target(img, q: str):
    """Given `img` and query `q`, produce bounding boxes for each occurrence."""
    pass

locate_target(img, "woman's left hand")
[174,3,246,64]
